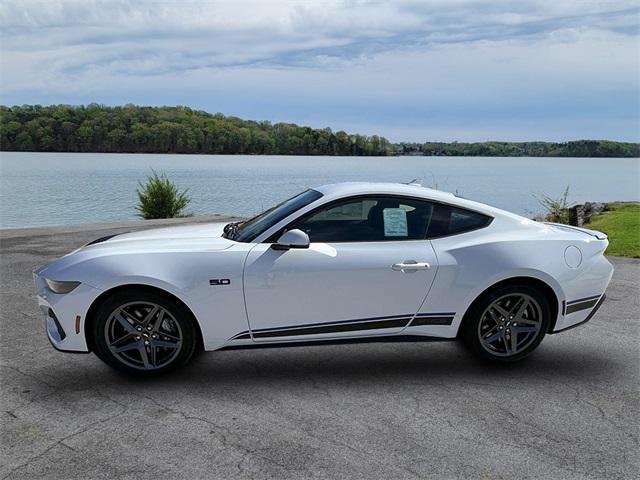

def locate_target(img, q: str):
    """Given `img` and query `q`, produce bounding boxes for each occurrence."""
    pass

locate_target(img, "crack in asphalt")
[127,390,427,479]
[539,374,640,446]
[1,409,127,480]
[0,363,56,388]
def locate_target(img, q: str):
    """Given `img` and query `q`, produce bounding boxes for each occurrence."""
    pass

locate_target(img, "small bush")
[136,170,191,219]
[535,185,573,224]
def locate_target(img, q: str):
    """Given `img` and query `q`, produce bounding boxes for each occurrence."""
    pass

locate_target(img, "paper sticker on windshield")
[383,208,408,237]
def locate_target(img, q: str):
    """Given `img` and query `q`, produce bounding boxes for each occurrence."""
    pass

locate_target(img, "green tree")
[1,104,637,157]
[136,170,191,219]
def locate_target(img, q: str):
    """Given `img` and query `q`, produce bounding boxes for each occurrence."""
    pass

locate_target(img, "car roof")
[314,182,454,202]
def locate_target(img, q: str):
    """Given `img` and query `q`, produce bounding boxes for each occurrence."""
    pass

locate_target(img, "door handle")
[392,262,431,271]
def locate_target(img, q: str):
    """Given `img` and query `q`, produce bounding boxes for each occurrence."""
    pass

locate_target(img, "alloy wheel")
[104,301,183,370]
[477,293,543,357]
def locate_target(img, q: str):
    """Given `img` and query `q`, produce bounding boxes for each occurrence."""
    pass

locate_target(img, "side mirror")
[272,229,310,250]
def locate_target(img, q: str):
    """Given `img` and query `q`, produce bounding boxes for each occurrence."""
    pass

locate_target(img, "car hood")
[91,222,229,245]
[79,222,234,253]
[35,222,236,282]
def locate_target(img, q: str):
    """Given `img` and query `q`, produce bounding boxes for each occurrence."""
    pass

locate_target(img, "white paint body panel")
[244,241,438,341]
[33,182,613,353]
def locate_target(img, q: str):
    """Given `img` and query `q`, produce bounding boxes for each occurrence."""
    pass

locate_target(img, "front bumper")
[33,272,100,352]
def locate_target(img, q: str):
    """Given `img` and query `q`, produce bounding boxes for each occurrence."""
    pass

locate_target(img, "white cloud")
[1,0,638,141]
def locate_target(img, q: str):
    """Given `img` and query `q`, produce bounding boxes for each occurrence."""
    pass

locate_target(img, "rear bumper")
[552,251,613,332]
[551,294,606,334]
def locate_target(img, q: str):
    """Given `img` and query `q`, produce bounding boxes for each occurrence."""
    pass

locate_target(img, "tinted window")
[426,204,492,237]
[234,189,323,242]
[286,196,434,242]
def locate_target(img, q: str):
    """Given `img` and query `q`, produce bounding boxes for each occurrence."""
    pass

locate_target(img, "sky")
[1,0,639,142]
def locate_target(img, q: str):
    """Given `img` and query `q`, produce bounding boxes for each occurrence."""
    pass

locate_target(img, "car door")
[243,196,439,342]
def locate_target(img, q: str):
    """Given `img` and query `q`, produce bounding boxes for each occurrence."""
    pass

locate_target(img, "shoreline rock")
[569,202,608,227]
[538,201,638,227]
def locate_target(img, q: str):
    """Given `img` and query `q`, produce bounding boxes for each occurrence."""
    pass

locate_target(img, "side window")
[427,204,492,238]
[287,197,433,242]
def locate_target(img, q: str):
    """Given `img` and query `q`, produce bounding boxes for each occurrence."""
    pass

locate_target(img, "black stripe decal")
[566,294,601,306]
[553,295,606,334]
[251,313,413,333]
[229,312,457,341]
[231,331,251,340]
[252,317,412,338]
[565,298,599,314]
[410,316,455,326]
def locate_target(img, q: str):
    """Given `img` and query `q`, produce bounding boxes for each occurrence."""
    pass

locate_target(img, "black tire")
[92,289,199,375]
[462,284,550,363]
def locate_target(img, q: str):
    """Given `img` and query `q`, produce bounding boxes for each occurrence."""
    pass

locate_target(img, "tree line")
[1,104,638,157]
[0,104,392,156]
[396,140,639,158]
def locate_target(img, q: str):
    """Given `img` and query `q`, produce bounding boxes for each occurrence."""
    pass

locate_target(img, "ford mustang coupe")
[34,182,613,375]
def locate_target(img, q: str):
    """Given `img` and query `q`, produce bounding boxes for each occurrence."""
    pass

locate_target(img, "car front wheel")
[92,290,198,375]
[463,285,550,362]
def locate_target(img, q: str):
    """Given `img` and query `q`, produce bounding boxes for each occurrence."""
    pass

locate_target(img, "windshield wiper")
[222,221,243,240]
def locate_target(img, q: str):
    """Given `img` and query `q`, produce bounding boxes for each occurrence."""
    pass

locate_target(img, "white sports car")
[34,182,613,375]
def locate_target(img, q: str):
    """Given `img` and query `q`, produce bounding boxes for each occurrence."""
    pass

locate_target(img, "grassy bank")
[587,203,640,258]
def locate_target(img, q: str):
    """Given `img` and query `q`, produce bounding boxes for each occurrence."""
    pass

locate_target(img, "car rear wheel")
[92,290,198,375]
[463,285,550,362]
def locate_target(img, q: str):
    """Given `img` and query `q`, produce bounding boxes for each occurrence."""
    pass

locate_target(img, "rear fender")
[450,268,565,335]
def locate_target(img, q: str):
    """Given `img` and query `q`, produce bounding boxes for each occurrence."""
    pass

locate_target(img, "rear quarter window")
[427,204,492,238]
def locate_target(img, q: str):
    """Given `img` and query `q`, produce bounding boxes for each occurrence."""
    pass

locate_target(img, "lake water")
[1,152,638,229]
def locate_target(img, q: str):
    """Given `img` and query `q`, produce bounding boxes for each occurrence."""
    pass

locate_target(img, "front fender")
[39,247,252,351]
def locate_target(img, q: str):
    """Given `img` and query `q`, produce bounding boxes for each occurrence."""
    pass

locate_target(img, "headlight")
[45,279,81,294]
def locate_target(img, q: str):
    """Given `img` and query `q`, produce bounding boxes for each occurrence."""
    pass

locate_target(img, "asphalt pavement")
[1,218,638,479]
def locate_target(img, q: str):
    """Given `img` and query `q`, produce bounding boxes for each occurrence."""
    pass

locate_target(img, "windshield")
[231,189,323,242]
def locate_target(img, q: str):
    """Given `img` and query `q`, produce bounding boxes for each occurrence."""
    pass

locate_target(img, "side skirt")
[220,335,453,351]
[230,312,456,341]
